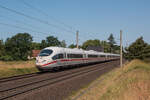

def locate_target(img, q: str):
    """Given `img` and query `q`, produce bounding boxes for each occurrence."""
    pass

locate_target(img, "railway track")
[0,73,40,83]
[0,60,114,83]
[0,60,118,100]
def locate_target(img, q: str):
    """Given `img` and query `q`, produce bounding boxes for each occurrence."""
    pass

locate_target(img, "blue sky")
[0,0,150,47]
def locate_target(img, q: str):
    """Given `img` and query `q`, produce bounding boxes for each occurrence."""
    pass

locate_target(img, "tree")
[113,45,120,54]
[31,42,41,50]
[108,33,116,53]
[68,44,76,48]
[0,40,4,57]
[40,36,61,49]
[46,36,61,47]
[5,33,32,60]
[82,39,101,49]
[108,33,116,45]
[124,37,150,60]
[40,40,47,49]
[60,40,66,47]
[100,40,110,53]
[142,45,150,58]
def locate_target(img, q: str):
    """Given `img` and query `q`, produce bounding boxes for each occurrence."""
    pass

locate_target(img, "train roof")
[43,46,120,56]
[44,46,84,54]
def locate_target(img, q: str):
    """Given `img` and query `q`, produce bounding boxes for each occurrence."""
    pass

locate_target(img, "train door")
[63,52,67,66]
[56,55,61,65]
[52,54,63,67]
[83,53,86,64]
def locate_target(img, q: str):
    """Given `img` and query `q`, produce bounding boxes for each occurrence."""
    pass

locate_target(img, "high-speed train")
[36,47,120,71]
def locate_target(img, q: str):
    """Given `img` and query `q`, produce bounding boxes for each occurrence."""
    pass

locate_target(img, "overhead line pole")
[76,30,79,49]
[120,30,123,68]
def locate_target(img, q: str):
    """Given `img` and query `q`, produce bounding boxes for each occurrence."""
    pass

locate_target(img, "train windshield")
[39,49,53,56]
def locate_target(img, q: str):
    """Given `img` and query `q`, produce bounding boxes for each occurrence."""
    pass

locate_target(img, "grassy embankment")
[0,60,38,78]
[69,60,150,100]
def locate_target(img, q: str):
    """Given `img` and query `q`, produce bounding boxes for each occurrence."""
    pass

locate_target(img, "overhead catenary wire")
[0,1,118,46]
[0,2,98,45]
[19,0,76,31]
[0,21,74,43]
[0,14,59,37]
[0,14,73,40]
[0,4,75,34]
[0,2,109,45]
[18,0,88,45]
[0,30,45,42]
[0,22,52,39]
[0,15,42,30]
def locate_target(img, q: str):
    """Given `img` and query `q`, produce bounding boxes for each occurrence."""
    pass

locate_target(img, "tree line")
[0,33,119,61]
[0,32,149,61]
[0,33,67,61]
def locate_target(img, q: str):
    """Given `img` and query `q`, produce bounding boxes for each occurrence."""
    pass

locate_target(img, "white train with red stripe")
[36,47,120,71]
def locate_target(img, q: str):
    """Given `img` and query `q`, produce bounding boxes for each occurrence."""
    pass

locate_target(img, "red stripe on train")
[42,61,57,66]
[42,58,85,66]
[41,58,107,67]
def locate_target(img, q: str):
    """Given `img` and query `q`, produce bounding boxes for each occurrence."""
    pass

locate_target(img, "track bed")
[0,60,121,100]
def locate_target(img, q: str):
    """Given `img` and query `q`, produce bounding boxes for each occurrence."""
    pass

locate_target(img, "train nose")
[36,56,47,63]
[36,56,53,66]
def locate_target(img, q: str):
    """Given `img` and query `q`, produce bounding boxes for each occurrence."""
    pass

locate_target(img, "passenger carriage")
[36,47,120,71]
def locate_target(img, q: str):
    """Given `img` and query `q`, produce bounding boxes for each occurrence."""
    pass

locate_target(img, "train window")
[67,54,83,58]
[52,55,58,60]
[88,55,98,58]
[52,53,64,60]
[64,53,66,58]
[58,54,64,59]
[100,55,105,57]
[75,54,83,58]
[39,49,53,56]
